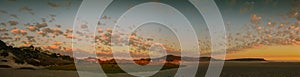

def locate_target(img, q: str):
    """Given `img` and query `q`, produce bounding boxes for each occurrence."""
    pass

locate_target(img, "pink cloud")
[250,14,262,24]
[10,29,20,34]
[52,41,63,45]
[19,29,27,35]
[27,26,37,31]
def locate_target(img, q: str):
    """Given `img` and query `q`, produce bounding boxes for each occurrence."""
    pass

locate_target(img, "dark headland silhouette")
[226,58,266,61]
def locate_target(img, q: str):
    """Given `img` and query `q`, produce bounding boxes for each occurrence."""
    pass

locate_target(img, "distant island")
[150,55,220,62]
[226,58,266,61]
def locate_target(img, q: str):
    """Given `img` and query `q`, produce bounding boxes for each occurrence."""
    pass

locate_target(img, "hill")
[0,40,73,69]
[151,55,219,62]
[226,58,266,61]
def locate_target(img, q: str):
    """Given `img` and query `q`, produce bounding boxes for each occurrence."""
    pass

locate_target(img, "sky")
[0,0,299,61]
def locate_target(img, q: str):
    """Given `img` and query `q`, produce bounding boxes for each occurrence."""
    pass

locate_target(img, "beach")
[1,62,300,77]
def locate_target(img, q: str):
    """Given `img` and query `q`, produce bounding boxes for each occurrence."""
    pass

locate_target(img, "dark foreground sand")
[207,62,300,77]
[1,62,300,77]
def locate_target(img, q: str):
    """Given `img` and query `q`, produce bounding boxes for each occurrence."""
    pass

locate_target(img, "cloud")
[36,22,48,28]
[84,33,92,38]
[250,14,262,24]
[63,47,72,52]
[51,45,61,50]
[96,51,113,57]
[76,31,83,35]
[36,31,46,36]
[227,0,237,6]
[26,36,35,42]
[29,12,35,15]
[10,29,20,34]
[97,28,103,33]
[101,15,111,19]
[3,33,9,36]
[106,28,112,33]
[51,28,63,36]
[26,26,37,31]
[52,41,63,45]
[65,29,73,33]
[21,43,32,47]
[43,45,60,50]
[20,41,32,46]
[65,34,75,39]
[14,36,20,41]
[48,2,60,8]
[295,41,300,45]
[41,28,52,33]
[1,22,6,26]
[49,14,56,17]
[55,24,61,28]
[288,10,299,18]
[19,6,32,12]
[0,36,12,40]
[19,29,27,35]
[42,46,49,49]
[41,28,63,36]
[97,21,106,26]
[79,23,88,29]
[8,20,18,26]
[10,14,18,18]
[40,18,46,22]
[0,28,7,32]
[297,16,300,21]
[0,9,8,14]
[72,48,93,57]
[240,1,254,13]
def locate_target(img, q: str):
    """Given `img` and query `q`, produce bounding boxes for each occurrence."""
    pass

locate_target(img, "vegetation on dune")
[0,40,73,66]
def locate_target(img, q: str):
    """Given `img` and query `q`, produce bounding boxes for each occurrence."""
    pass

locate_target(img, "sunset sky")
[0,0,299,61]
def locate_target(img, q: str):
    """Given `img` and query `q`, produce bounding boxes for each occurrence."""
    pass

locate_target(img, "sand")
[1,62,300,77]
